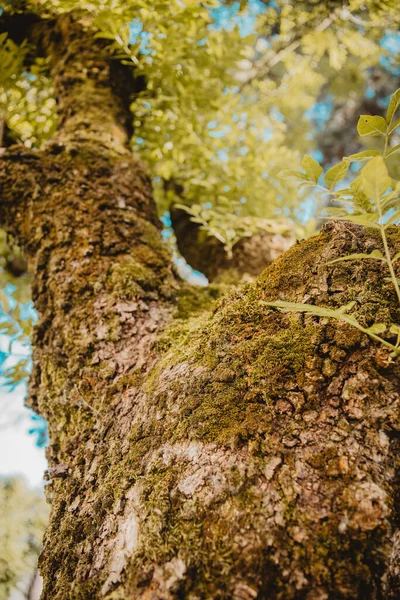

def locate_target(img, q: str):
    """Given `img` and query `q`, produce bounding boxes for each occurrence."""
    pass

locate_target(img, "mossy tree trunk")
[1,12,400,600]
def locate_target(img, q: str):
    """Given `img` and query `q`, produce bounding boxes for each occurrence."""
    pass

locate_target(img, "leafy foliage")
[0,231,33,387]
[275,88,400,357]
[0,31,27,91]
[0,477,48,600]
[1,0,399,243]
[0,29,56,149]
[2,60,57,149]
[174,201,291,256]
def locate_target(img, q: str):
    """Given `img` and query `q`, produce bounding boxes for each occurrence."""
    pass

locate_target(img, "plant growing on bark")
[273,88,400,357]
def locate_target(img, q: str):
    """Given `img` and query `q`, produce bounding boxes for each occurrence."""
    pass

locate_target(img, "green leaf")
[264,301,398,354]
[0,290,10,313]
[390,324,400,335]
[357,115,387,137]
[0,321,13,333]
[392,252,400,264]
[344,150,381,163]
[94,31,118,40]
[336,301,357,314]
[328,250,386,264]
[386,88,400,125]
[301,155,323,183]
[335,214,380,227]
[365,323,387,335]
[298,181,321,190]
[361,157,390,206]
[380,191,399,212]
[264,300,356,320]
[278,169,310,182]
[324,161,349,189]
[323,207,348,217]
[384,210,400,227]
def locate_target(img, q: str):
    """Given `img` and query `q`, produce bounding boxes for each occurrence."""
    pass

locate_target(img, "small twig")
[340,8,383,28]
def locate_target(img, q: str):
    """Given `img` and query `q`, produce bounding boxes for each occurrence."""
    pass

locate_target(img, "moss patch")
[109,256,158,299]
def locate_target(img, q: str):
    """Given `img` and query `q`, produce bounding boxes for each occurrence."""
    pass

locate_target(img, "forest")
[0,1,399,599]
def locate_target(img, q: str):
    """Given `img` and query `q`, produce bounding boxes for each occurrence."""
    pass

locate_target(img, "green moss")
[111,370,143,392]
[212,268,244,286]
[257,231,330,295]
[173,283,222,320]
[142,224,400,453]
[151,283,230,356]
[39,223,400,599]
[148,291,315,446]
[100,314,121,342]
[98,361,117,380]
[109,256,158,299]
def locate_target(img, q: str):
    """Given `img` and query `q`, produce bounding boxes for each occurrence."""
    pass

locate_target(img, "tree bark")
[1,11,400,600]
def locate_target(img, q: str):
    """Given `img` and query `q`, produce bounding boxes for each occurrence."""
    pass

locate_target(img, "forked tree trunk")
[1,12,400,600]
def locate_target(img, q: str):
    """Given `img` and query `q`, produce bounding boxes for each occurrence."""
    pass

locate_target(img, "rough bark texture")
[1,10,400,600]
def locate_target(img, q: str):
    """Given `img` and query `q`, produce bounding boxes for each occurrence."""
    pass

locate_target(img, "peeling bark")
[0,10,400,600]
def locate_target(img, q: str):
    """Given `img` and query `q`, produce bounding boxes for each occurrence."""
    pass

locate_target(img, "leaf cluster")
[0,477,48,600]
[276,88,400,357]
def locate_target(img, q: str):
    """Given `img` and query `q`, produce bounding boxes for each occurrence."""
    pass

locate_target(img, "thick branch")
[0,8,180,487]
[31,14,136,150]
[171,206,292,282]
[0,9,140,151]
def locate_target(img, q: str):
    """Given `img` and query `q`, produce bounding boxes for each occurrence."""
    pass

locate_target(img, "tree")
[0,1,399,599]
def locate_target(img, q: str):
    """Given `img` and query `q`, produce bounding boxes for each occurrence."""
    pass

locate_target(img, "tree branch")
[171,206,292,282]
[29,13,136,151]
[0,8,144,151]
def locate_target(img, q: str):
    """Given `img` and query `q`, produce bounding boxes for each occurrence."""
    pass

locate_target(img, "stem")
[343,316,399,356]
[115,35,139,65]
[383,133,389,157]
[316,185,331,194]
[380,224,400,304]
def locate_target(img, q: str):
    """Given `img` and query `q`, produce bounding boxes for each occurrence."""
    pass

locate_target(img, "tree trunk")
[1,12,400,600]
